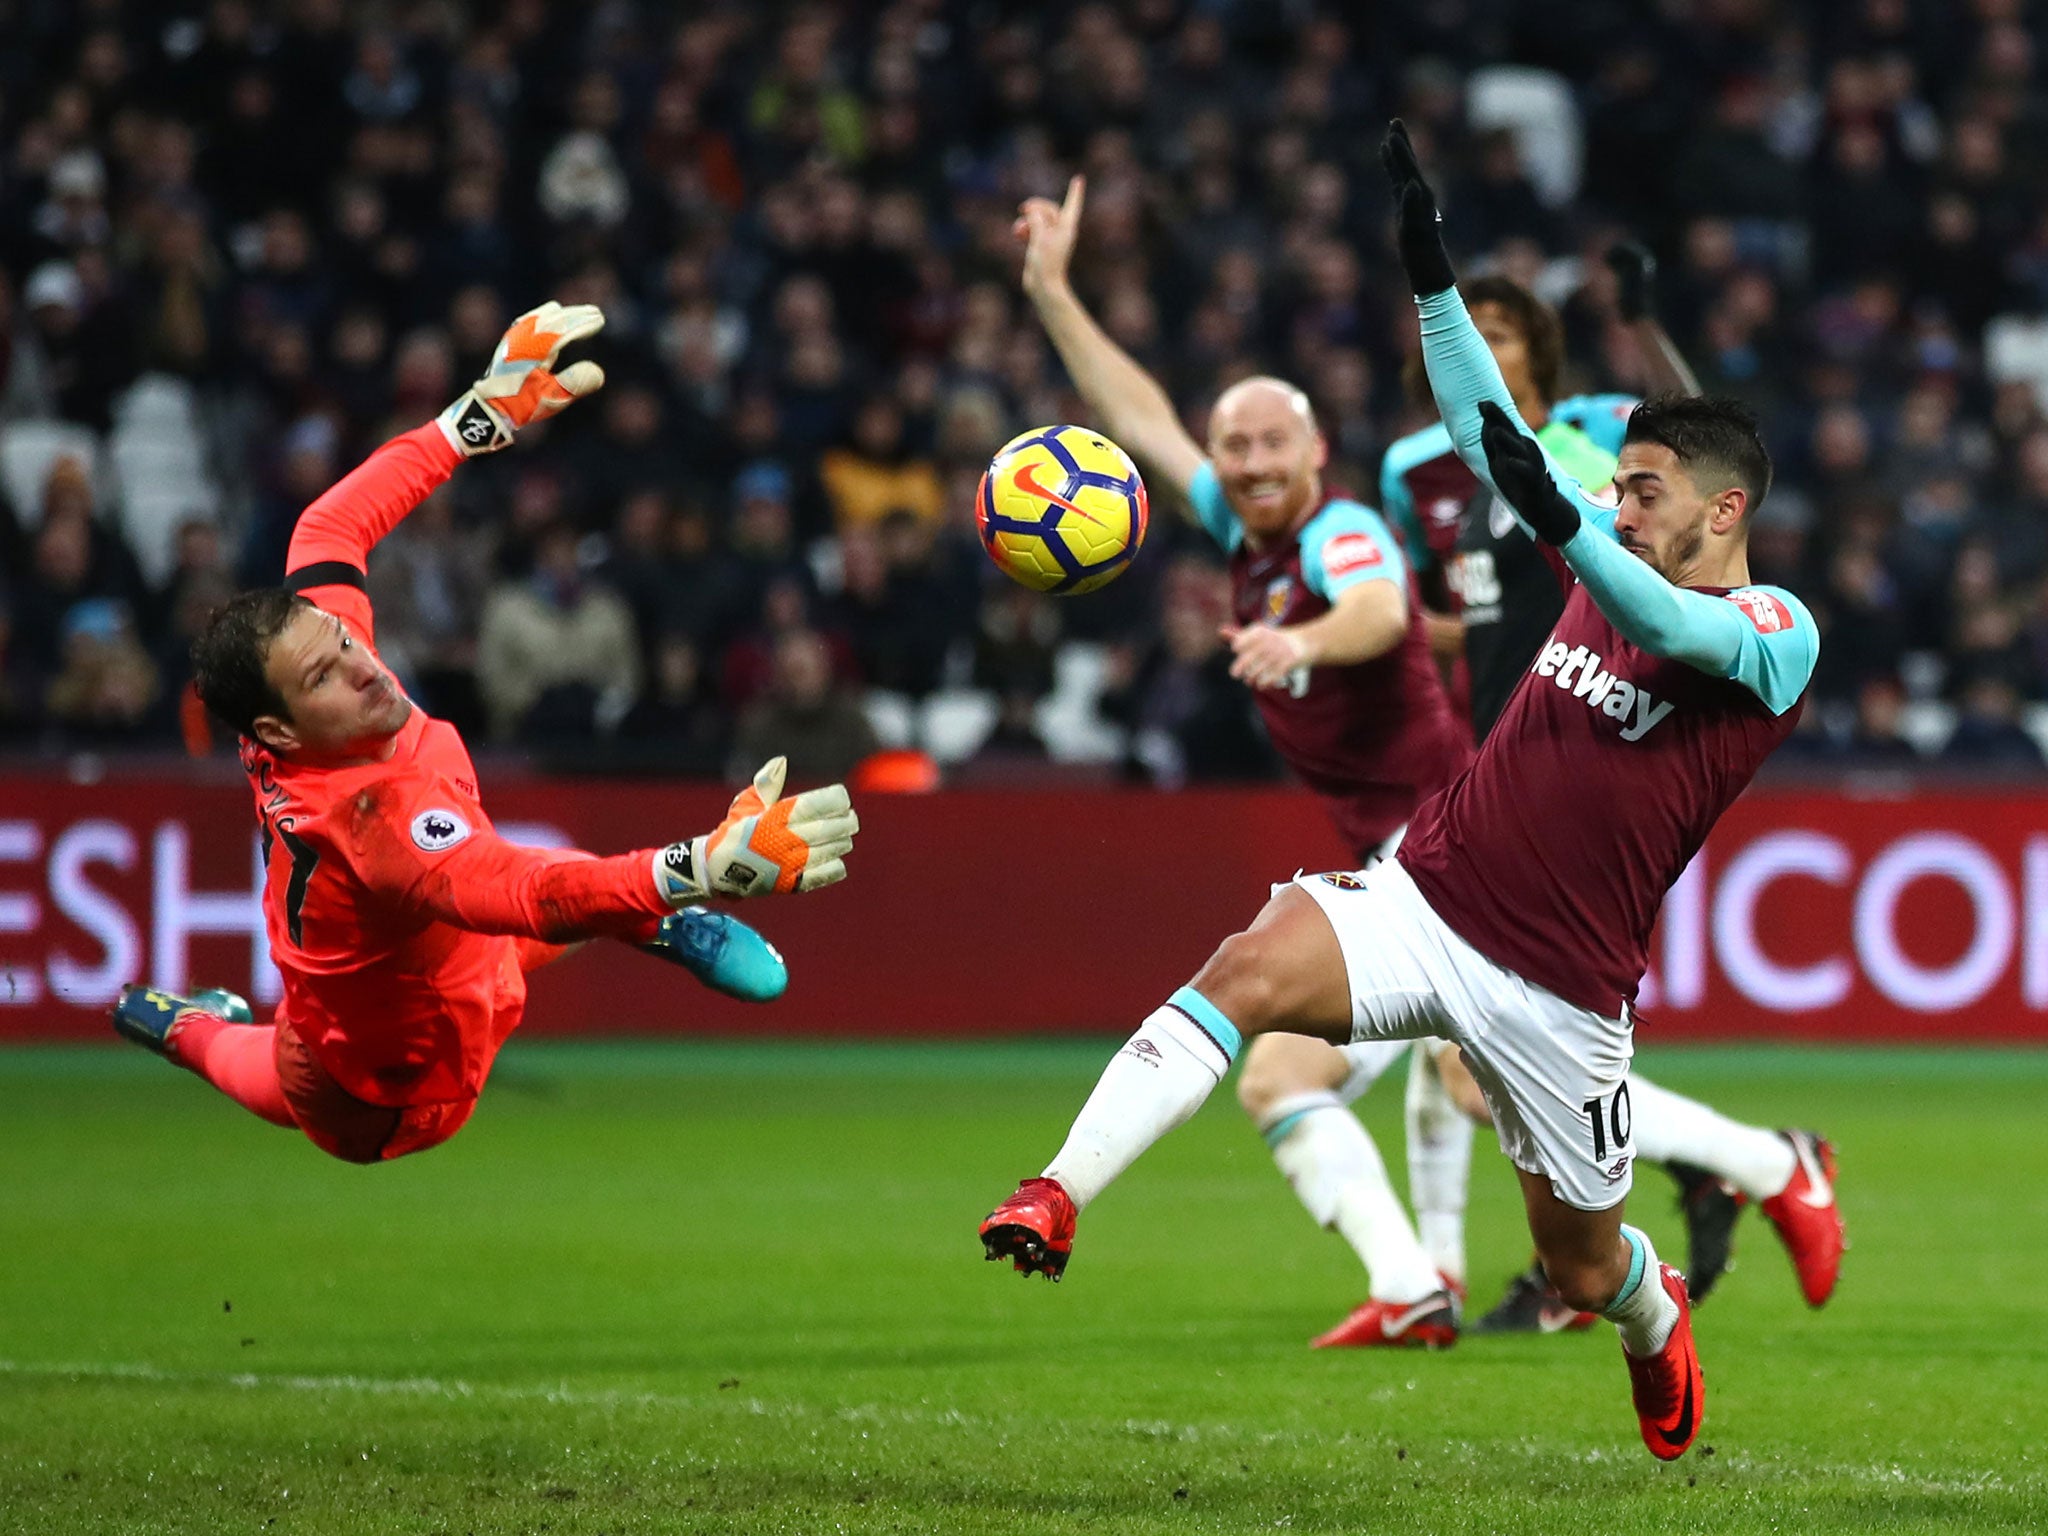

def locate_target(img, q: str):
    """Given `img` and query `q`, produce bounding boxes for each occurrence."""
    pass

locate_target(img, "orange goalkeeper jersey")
[248,425,668,1107]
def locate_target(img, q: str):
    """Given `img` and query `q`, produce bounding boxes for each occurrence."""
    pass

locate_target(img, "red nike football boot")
[1758,1129,1843,1307]
[1310,1289,1459,1350]
[980,1176,1077,1280]
[1624,1264,1704,1461]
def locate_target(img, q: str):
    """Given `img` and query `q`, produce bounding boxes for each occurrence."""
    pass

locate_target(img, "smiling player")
[112,302,859,1164]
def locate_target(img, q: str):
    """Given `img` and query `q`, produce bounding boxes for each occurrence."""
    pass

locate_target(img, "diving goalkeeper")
[113,302,860,1164]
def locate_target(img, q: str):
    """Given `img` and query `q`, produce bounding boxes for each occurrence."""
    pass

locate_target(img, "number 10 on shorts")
[1581,1081,1633,1162]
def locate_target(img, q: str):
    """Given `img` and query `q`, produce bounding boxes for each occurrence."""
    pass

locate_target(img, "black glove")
[1605,240,1657,324]
[1478,401,1580,546]
[1380,119,1454,297]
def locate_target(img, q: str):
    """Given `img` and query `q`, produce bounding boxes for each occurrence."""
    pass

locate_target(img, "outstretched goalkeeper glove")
[1380,119,1455,298]
[1477,401,1581,546]
[436,300,607,456]
[653,757,860,903]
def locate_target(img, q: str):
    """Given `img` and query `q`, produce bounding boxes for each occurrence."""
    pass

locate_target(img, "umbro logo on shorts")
[1530,641,1676,742]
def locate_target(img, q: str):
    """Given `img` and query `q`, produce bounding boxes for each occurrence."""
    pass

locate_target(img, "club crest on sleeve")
[1319,871,1367,890]
[1727,589,1793,633]
[410,808,471,852]
[1322,531,1385,578]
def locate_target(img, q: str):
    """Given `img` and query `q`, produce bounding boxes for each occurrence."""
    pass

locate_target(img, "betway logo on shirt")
[1530,640,1676,742]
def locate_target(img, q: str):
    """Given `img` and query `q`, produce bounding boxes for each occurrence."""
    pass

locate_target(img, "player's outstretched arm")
[366,759,859,943]
[1606,241,1702,399]
[1014,176,1206,503]
[1379,123,1614,537]
[286,302,609,628]
[1476,403,1816,712]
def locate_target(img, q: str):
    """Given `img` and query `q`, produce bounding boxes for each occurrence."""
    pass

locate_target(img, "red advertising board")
[2,770,2046,1042]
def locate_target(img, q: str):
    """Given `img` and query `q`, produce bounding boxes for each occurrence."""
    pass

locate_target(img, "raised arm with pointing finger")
[1013,176,1208,503]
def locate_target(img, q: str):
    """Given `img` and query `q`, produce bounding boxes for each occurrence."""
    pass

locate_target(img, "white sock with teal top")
[1404,1043,1474,1285]
[1603,1225,1680,1356]
[1628,1075,1797,1199]
[1043,987,1240,1211]
[1261,1091,1443,1304]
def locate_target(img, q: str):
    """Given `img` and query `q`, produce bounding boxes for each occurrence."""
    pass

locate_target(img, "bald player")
[990,176,1470,1337]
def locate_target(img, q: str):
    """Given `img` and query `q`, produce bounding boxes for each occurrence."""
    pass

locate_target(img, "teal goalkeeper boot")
[643,907,788,1003]
[111,984,253,1054]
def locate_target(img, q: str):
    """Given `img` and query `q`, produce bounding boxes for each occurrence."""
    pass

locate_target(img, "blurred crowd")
[5,0,2048,778]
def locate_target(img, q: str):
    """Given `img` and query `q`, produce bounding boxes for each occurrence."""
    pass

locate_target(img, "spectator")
[1943,671,2045,768]
[1101,558,1279,786]
[476,522,640,742]
[620,630,728,776]
[730,628,879,785]
[365,489,496,737]
[818,397,943,531]
[44,598,161,740]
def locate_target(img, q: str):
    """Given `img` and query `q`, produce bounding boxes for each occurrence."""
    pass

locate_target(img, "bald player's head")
[1206,375,1328,540]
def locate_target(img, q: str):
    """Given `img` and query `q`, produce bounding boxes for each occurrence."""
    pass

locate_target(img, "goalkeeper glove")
[1605,240,1658,324]
[653,757,859,903]
[1380,119,1455,298]
[437,300,607,457]
[1477,401,1581,546]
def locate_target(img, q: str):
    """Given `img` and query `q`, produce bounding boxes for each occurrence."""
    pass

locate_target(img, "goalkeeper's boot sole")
[644,907,788,1002]
[111,984,252,1056]
[980,1177,1077,1280]
[1666,1159,1745,1305]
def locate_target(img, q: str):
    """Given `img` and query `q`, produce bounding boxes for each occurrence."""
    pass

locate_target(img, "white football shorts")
[1294,858,1635,1211]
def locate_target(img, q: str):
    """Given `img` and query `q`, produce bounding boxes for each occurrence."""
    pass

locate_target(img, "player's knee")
[1539,1248,1628,1315]
[1192,929,1284,1036]
[1235,1035,1307,1118]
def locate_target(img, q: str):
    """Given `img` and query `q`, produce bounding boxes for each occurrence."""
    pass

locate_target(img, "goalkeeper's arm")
[285,301,609,633]
[358,758,860,942]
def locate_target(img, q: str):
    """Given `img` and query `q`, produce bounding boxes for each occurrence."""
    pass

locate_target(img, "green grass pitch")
[4,1040,2043,1534]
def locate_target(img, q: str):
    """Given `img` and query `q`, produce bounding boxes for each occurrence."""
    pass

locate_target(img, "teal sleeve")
[1416,289,1619,542]
[1553,394,1638,457]
[1300,502,1408,601]
[1377,453,1429,573]
[1185,461,1244,554]
[1560,530,1818,714]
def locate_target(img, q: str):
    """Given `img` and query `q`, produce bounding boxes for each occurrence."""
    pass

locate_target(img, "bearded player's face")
[257,606,412,758]
[1208,384,1326,539]
[1610,442,1717,583]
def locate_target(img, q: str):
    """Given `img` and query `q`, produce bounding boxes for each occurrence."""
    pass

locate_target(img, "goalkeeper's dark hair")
[191,587,312,737]
[1623,395,1773,516]
[1401,275,1563,407]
